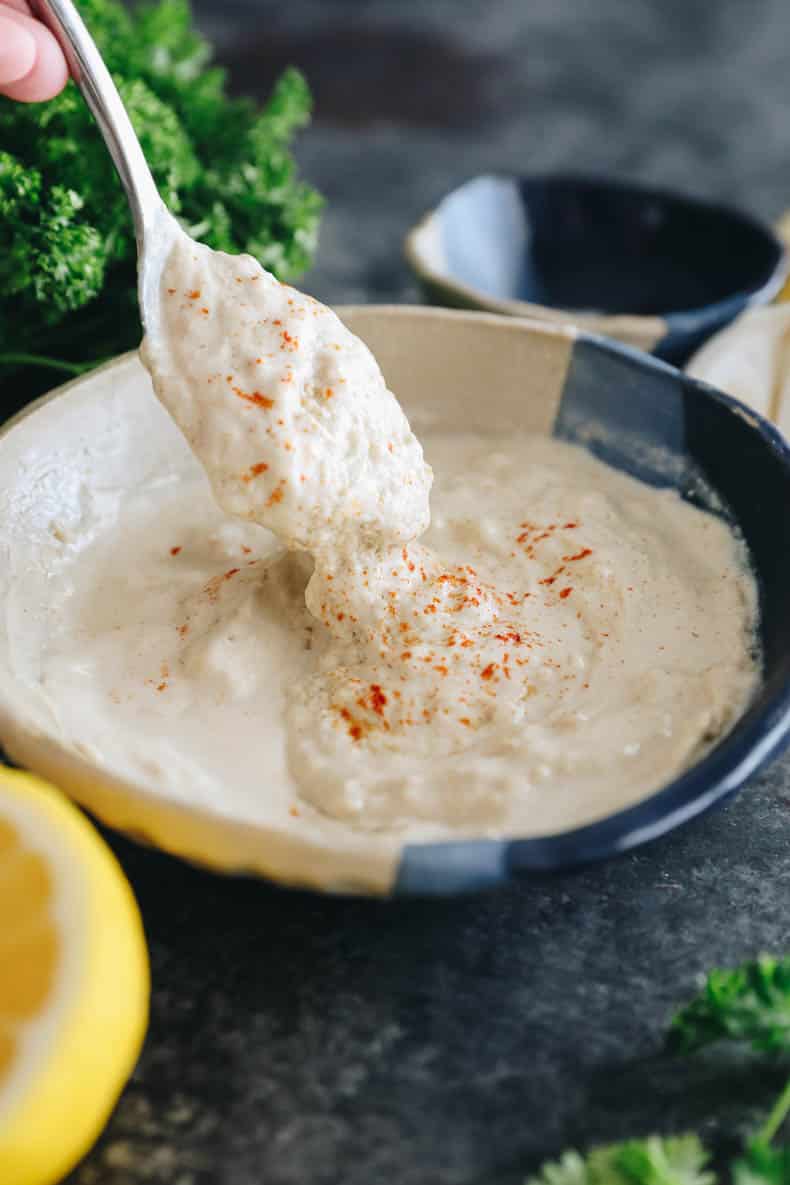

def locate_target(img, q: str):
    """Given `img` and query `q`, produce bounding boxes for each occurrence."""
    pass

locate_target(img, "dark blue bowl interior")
[436,175,786,364]
[395,335,790,895]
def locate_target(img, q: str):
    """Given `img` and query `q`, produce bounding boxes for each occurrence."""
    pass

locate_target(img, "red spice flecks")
[368,684,387,715]
[224,568,240,581]
[480,662,498,681]
[170,545,182,556]
[518,522,557,543]
[559,587,573,599]
[339,706,365,742]
[563,547,593,563]
[186,289,200,299]
[289,805,300,818]
[166,287,176,294]
[323,387,334,399]
[232,386,275,410]
[178,623,189,638]
[242,546,252,555]
[241,462,269,483]
[265,481,286,508]
[564,522,579,529]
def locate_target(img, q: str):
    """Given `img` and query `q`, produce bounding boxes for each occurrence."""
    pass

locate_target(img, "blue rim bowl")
[375,314,790,894]
[0,310,789,897]
[405,173,788,367]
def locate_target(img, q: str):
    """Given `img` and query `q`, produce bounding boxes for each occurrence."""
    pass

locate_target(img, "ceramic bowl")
[405,174,787,366]
[1,307,789,897]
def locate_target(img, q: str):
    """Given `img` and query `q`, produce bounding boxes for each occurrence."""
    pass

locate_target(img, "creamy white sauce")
[140,236,432,553]
[34,432,758,837]
[26,235,760,842]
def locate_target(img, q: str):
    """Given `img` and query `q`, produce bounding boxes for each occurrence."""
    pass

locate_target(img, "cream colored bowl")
[0,307,787,897]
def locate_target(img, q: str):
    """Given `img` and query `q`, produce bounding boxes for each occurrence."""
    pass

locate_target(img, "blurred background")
[188,0,790,305]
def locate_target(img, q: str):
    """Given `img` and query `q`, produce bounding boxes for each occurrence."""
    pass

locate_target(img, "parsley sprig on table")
[0,0,322,395]
[527,957,790,1185]
[668,956,790,1056]
[527,1136,715,1185]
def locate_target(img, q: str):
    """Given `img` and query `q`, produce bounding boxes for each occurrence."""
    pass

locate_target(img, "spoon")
[27,0,433,556]
[29,0,186,342]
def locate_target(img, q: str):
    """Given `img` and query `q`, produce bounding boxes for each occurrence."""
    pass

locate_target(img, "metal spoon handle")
[28,0,164,247]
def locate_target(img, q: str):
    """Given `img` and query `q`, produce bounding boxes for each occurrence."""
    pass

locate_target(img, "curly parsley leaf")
[0,0,321,395]
[667,957,790,1056]
[526,1136,715,1185]
[527,1149,593,1185]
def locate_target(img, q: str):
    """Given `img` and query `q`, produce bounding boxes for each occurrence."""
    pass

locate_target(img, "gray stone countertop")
[69,1,790,1181]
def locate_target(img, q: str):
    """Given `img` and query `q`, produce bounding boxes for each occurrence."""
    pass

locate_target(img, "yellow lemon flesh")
[0,768,149,1185]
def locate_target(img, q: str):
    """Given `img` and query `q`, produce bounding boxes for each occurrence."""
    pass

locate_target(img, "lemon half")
[0,768,149,1185]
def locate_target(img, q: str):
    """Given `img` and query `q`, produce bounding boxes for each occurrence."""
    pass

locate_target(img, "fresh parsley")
[667,956,790,1056]
[0,0,322,395]
[527,1136,715,1185]
[526,957,790,1185]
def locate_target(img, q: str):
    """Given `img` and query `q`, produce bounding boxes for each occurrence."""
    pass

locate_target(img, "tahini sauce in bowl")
[0,241,761,891]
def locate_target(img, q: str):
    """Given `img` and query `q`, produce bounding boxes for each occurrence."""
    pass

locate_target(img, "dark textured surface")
[68,1,790,1181]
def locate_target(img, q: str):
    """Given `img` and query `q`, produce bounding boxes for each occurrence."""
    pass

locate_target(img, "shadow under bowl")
[405,174,787,366]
